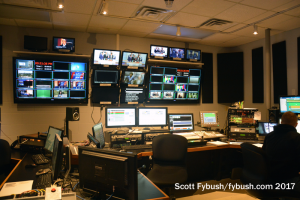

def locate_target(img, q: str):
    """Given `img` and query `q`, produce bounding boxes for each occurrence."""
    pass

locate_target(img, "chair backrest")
[0,139,11,167]
[152,134,187,165]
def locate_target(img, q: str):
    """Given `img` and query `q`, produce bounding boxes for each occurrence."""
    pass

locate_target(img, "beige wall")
[0,24,299,143]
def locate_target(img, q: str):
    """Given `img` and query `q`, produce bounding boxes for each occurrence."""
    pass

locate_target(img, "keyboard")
[122,144,152,150]
[32,154,49,165]
[35,173,52,189]
[235,140,263,144]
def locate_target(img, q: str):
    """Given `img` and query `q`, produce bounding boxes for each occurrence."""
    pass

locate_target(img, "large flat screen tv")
[92,49,121,68]
[13,57,89,103]
[121,51,148,69]
[147,66,201,104]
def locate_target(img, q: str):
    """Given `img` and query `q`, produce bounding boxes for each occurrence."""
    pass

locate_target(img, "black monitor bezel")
[44,126,64,152]
[168,47,186,61]
[137,107,168,127]
[92,69,120,87]
[24,35,48,52]
[105,107,137,128]
[149,45,169,59]
[92,48,121,68]
[87,132,100,148]
[121,51,148,69]
[52,134,64,181]
[279,95,300,114]
[120,70,146,87]
[92,122,105,149]
[186,48,202,62]
[91,87,120,104]
[52,36,75,53]
[168,113,194,132]
[120,88,145,104]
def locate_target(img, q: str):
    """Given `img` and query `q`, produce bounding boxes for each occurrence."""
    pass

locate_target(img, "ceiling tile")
[15,19,52,29]
[243,11,276,24]
[62,0,97,14]
[230,25,266,38]
[181,0,235,18]
[222,36,258,46]
[200,22,239,31]
[54,24,86,32]
[118,30,149,37]
[215,4,267,23]
[106,1,139,17]
[201,33,239,43]
[110,0,144,4]
[267,17,300,31]
[142,0,193,11]
[225,0,243,2]
[121,20,161,32]
[240,0,294,10]
[0,17,17,26]
[172,37,200,43]
[166,12,210,27]
[146,33,176,40]
[87,26,119,34]
[89,16,128,29]
[258,14,293,27]
[272,0,300,17]
[52,12,90,26]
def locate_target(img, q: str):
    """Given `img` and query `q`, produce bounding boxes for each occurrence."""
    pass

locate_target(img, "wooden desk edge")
[0,157,24,189]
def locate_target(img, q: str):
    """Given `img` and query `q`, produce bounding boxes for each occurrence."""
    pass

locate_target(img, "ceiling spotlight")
[102,0,109,15]
[57,0,64,9]
[176,26,181,36]
[253,24,258,35]
[165,0,174,8]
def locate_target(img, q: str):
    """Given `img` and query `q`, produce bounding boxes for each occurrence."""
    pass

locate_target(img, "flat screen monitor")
[279,118,300,133]
[93,70,119,86]
[93,49,121,67]
[121,71,145,86]
[257,122,278,135]
[200,111,219,128]
[44,126,64,153]
[150,45,168,59]
[92,123,105,149]
[279,96,300,114]
[120,88,145,104]
[186,49,201,62]
[53,37,75,52]
[52,134,63,181]
[148,66,201,104]
[168,113,194,132]
[138,107,168,127]
[87,132,100,148]
[121,51,148,69]
[13,58,89,103]
[78,146,138,200]
[24,35,48,52]
[169,47,185,60]
[106,107,136,128]
[91,87,119,104]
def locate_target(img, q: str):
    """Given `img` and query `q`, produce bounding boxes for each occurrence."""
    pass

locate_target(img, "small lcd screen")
[122,52,148,68]
[106,108,136,127]
[138,108,167,126]
[257,122,278,135]
[121,88,144,103]
[44,126,63,152]
[94,70,119,84]
[280,96,300,114]
[169,114,194,132]
[92,87,119,104]
[169,47,185,59]
[93,49,120,66]
[122,71,145,85]
[150,45,168,58]
[53,37,75,52]
[186,49,201,61]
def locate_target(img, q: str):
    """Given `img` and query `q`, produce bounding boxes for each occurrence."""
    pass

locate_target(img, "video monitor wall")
[13,58,88,103]
[148,66,201,104]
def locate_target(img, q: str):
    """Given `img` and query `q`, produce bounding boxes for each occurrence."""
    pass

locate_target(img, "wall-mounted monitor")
[186,49,201,62]
[121,51,148,69]
[13,58,89,103]
[91,87,119,104]
[24,35,48,52]
[93,49,121,68]
[147,66,201,104]
[169,47,185,60]
[121,70,145,86]
[138,107,168,127]
[150,45,168,59]
[120,88,145,104]
[92,70,119,86]
[279,96,300,114]
[105,107,137,128]
[53,37,75,52]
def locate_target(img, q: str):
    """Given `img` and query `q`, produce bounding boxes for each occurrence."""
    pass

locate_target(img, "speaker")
[66,107,80,121]
[269,109,279,123]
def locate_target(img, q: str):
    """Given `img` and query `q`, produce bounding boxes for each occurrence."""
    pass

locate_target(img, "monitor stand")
[203,127,212,131]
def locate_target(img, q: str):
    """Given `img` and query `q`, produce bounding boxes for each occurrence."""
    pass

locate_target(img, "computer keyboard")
[35,173,52,189]
[235,140,263,144]
[122,144,152,150]
[32,154,49,165]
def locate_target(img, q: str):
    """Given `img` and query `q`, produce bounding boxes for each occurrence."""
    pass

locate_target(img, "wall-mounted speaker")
[66,107,80,121]
[269,109,279,123]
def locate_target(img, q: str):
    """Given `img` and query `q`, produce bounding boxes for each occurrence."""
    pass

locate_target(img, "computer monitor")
[106,107,137,128]
[257,122,278,135]
[52,37,75,52]
[91,87,119,104]
[279,118,300,133]
[150,45,168,59]
[87,133,100,148]
[52,134,63,181]
[92,123,105,149]
[138,107,168,127]
[121,70,145,86]
[186,49,201,62]
[93,49,121,68]
[121,51,148,69]
[200,111,219,128]
[169,47,185,60]
[78,146,138,199]
[120,88,145,104]
[92,70,119,86]
[44,126,64,153]
[168,113,194,132]
[279,96,300,114]
[24,35,48,52]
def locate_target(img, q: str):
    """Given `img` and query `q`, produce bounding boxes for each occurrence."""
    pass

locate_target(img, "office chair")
[0,139,11,168]
[240,143,299,199]
[147,134,188,198]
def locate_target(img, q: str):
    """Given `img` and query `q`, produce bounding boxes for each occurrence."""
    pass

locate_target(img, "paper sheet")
[0,180,33,197]
[253,143,263,148]
[254,111,261,120]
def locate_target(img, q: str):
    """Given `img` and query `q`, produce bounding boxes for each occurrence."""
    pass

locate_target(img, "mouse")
[25,164,37,168]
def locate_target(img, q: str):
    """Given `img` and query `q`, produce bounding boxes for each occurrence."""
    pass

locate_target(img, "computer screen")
[121,71,145,86]
[93,70,119,85]
[186,49,201,61]
[150,45,168,58]
[168,113,194,132]
[200,111,219,128]
[53,37,75,52]
[52,134,63,181]
[122,51,148,68]
[93,49,121,66]
[169,47,185,60]
[92,123,105,149]
[120,88,145,104]
[87,132,100,148]
[44,126,64,152]
[138,107,168,127]
[279,118,300,133]
[279,96,300,114]
[92,87,119,104]
[106,108,136,128]
[257,122,278,135]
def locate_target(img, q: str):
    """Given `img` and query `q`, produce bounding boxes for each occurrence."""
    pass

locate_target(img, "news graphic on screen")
[106,108,136,127]
[93,49,120,66]
[122,52,148,68]
[53,37,75,52]
[14,58,88,103]
[169,47,185,60]
[168,114,194,132]
[257,122,278,135]
[186,49,201,61]
[150,45,168,58]
[138,107,167,126]
[280,96,300,114]
[93,70,119,85]
[121,88,144,104]
[148,66,201,103]
[122,71,145,86]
